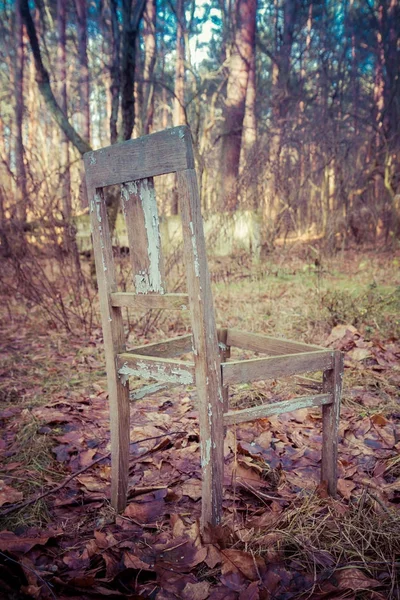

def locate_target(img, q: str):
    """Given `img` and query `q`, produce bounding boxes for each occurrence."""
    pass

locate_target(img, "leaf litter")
[0,257,399,599]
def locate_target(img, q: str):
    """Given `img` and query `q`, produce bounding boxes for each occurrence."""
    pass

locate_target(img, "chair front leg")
[321,351,344,496]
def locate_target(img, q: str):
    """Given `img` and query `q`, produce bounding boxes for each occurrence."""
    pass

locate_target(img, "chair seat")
[116,329,335,428]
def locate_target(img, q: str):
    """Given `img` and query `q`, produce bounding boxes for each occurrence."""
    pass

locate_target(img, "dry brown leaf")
[181,478,202,500]
[221,549,264,580]
[0,530,59,553]
[337,478,356,499]
[77,474,109,492]
[123,551,152,570]
[124,499,165,524]
[348,347,372,361]
[0,481,23,506]
[182,581,210,600]
[336,567,381,590]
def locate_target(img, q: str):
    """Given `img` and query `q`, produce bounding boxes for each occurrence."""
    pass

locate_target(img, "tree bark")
[15,0,28,225]
[74,0,91,143]
[220,0,257,211]
[109,0,121,144]
[142,0,156,134]
[173,0,186,127]
[268,0,296,223]
[57,0,71,224]
[121,0,146,141]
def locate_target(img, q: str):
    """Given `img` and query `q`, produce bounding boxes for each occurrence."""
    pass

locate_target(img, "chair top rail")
[84,126,194,189]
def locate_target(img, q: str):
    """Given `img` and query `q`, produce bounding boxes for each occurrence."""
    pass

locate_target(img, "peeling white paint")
[120,180,164,294]
[94,192,102,223]
[118,360,193,386]
[139,179,164,293]
[101,253,107,272]
[207,402,213,426]
[89,152,96,165]
[189,222,200,277]
[201,438,212,467]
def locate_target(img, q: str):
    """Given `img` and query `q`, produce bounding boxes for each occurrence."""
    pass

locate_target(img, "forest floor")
[0,246,399,600]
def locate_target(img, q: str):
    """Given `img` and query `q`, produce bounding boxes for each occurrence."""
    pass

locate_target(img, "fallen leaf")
[348,347,372,361]
[77,475,109,492]
[0,481,23,506]
[124,551,152,571]
[124,499,165,524]
[239,581,259,600]
[335,567,381,590]
[0,530,58,553]
[337,479,356,500]
[371,414,389,427]
[221,549,265,580]
[182,581,210,600]
[181,478,202,500]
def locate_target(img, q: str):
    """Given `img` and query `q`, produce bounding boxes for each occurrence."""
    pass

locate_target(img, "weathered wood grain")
[83,126,194,188]
[129,333,193,358]
[117,353,195,385]
[295,375,323,391]
[111,292,189,310]
[178,168,224,533]
[218,328,230,414]
[223,393,332,426]
[130,382,174,401]
[321,351,344,497]
[121,178,165,294]
[222,350,334,385]
[227,329,324,355]
[86,184,130,512]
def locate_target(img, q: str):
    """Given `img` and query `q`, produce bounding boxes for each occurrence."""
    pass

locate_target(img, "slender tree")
[220,0,257,211]
[173,0,186,126]
[109,0,121,144]
[74,0,91,144]
[142,0,156,134]
[57,0,71,230]
[14,0,28,226]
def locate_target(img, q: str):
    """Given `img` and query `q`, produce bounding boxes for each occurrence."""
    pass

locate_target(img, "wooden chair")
[83,126,343,531]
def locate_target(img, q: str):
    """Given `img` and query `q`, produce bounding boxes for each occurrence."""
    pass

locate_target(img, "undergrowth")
[240,492,400,599]
[321,283,400,336]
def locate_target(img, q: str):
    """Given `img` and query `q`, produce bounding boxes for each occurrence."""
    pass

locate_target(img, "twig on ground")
[0,431,185,517]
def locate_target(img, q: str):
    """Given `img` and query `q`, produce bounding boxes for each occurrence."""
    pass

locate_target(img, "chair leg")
[109,375,131,512]
[321,351,344,496]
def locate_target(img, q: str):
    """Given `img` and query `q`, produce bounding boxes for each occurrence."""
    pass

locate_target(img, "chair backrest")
[84,126,193,298]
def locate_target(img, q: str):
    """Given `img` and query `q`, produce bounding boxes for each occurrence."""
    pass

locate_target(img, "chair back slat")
[83,126,194,189]
[121,177,165,294]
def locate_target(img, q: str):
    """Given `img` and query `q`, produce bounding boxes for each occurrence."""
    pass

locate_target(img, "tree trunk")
[15,0,28,226]
[75,0,91,143]
[239,49,257,207]
[74,0,90,208]
[220,0,257,211]
[121,0,146,141]
[142,0,156,134]
[171,0,186,215]
[57,0,71,227]
[173,0,185,127]
[267,0,296,224]
[109,0,121,144]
